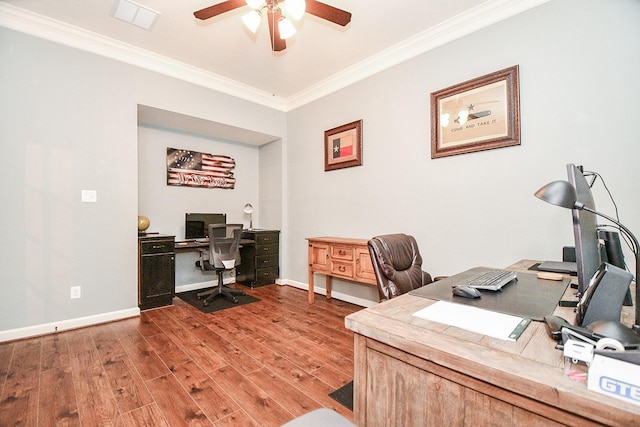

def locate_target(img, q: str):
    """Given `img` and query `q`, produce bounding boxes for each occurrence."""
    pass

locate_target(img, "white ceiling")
[0,0,549,111]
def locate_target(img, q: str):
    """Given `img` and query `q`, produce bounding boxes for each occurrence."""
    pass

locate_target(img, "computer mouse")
[452,285,481,299]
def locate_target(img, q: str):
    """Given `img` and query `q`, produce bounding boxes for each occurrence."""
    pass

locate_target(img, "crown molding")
[0,0,549,112]
[286,0,550,110]
[0,3,288,111]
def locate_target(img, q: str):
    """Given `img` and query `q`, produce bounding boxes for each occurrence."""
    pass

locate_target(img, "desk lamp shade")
[534,180,578,209]
[138,215,150,232]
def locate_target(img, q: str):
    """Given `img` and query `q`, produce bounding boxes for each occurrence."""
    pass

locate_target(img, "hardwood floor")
[0,285,361,426]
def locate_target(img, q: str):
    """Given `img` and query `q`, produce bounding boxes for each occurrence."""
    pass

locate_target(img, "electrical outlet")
[81,190,97,203]
[70,286,81,299]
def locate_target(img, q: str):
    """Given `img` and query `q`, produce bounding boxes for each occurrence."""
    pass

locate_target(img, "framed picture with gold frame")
[324,120,363,171]
[431,66,520,159]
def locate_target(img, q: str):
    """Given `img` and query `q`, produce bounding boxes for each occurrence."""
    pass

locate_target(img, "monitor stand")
[599,229,633,306]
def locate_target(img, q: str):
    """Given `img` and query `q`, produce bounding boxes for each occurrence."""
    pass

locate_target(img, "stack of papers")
[413,301,531,341]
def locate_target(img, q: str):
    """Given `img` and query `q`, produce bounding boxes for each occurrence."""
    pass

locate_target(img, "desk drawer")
[256,266,279,284]
[256,254,279,268]
[331,245,353,261]
[256,243,278,256]
[256,232,279,245]
[141,240,174,255]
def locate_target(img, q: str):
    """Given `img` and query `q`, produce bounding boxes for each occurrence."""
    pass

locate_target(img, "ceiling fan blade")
[305,0,352,26]
[194,0,246,20]
[267,8,286,52]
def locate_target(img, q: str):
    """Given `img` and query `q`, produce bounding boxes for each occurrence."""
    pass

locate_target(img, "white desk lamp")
[243,203,254,230]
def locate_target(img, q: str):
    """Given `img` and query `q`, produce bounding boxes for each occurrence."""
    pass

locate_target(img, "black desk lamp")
[535,180,640,334]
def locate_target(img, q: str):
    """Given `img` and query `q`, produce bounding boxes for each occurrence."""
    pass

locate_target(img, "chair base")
[196,269,245,306]
[197,284,245,306]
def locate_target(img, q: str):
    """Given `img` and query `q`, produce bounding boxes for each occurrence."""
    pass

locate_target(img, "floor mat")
[176,287,260,313]
[329,381,353,411]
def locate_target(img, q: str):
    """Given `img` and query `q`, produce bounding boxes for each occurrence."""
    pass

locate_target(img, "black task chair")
[195,223,246,306]
[368,233,434,301]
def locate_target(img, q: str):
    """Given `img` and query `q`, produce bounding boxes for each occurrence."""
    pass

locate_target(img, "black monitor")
[566,164,601,296]
[185,213,226,239]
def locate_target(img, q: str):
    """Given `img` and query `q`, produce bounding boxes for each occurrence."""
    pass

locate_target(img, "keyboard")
[452,269,517,291]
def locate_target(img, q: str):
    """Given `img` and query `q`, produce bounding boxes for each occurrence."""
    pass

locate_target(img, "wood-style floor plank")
[92,325,155,414]
[211,365,291,427]
[67,329,122,426]
[120,403,171,427]
[170,360,240,422]
[39,334,80,427]
[0,285,361,426]
[146,373,212,427]
[0,340,41,426]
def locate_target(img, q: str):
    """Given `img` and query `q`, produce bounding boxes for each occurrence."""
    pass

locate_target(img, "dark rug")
[329,380,353,411]
[177,287,260,314]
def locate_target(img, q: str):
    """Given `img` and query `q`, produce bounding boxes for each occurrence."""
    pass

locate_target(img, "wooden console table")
[345,260,639,426]
[306,237,376,304]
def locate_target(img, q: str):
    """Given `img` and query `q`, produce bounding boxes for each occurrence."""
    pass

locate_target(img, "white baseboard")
[282,279,378,308]
[1,277,376,343]
[0,307,140,343]
[175,280,216,294]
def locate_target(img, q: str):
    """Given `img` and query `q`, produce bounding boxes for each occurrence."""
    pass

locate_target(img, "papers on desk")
[413,301,531,341]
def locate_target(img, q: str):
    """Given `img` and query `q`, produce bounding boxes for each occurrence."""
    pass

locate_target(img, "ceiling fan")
[194,0,352,52]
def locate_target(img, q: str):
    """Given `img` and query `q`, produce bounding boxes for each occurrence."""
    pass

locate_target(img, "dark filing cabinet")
[138,234,175,310]
[237,229,280,288]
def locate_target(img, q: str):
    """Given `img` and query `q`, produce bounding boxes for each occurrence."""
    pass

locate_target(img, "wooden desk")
[306,237,376,304]
[345,260,639,426]
[174,238,255,251]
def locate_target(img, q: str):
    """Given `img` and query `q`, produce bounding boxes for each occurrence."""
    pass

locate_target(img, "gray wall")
[0,28,286,334]
[284,0,640,302]
[138,126,261,238]
[1,0,639,335]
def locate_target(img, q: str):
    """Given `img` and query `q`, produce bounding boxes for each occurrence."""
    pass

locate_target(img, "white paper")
[413,301,528,341]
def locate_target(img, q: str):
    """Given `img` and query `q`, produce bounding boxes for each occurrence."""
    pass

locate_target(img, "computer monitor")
[185,213,226,239]
[566,164,601,296]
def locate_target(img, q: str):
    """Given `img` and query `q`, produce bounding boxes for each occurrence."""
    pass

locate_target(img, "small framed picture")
[431,66,520,159]
[324,120,363,171]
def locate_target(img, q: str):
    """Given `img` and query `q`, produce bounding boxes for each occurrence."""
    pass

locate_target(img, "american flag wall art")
[166,147,236,189]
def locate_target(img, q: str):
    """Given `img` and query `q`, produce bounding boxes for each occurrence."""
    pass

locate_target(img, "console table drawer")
[330,245,353,261]
[331,261,354,278]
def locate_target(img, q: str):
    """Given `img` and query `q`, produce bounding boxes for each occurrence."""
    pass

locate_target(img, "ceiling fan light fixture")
[241,10,262,33]
[193,0,351,52]
[245,0,265,9]
[278,17,296,39]
[284,0,306,20]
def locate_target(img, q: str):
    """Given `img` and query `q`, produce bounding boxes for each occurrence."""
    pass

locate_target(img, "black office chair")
[368,233,434,301]
[195,223,246,306]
